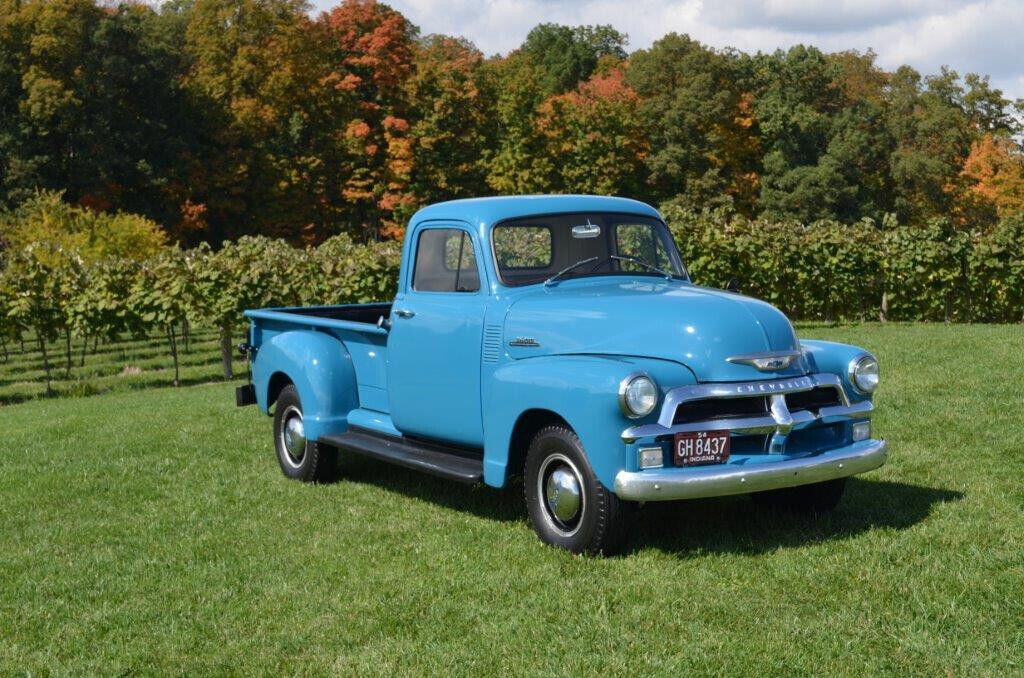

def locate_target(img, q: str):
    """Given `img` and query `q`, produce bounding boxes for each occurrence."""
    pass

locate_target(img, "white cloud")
[310,0,1024,99]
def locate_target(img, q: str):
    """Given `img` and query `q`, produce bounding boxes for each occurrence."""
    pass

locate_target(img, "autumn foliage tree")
[961,134,1024,217]
[537,66,649,196]
[321,0,417,239]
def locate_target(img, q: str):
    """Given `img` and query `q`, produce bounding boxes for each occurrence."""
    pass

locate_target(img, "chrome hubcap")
[538,453,585,536]
[280,406,306,466]
[546,468,581,523]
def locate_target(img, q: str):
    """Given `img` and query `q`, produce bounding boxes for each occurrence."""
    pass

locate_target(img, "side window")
[615,223,672,271]
[412,229,480,292]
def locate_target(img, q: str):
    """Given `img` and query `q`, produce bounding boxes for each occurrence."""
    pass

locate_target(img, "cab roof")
[409,195,661,229]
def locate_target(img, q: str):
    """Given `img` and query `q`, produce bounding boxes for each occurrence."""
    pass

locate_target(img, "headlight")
[619,373,658,418]
[848,355,880,394]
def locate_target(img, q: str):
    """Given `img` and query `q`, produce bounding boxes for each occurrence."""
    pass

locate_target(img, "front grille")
[785,387,842,412]
[672,387,843,425]
[673,396,767,424]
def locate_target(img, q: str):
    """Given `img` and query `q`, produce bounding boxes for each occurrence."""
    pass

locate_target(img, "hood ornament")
[726,350,802,372]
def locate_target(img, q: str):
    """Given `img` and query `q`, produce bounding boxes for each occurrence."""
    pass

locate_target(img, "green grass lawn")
[1,323,1022,673]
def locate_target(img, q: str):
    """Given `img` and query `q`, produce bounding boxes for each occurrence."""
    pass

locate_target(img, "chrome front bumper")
[613,438,887,502]
[621,373,869,444]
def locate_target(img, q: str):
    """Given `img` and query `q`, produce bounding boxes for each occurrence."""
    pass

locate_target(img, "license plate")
[674,430,731,466]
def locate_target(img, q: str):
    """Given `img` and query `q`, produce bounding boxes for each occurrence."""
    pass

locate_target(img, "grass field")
[1,323,1022,674]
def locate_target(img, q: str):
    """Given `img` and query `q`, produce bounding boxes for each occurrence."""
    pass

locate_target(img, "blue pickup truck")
[238,195,886,554]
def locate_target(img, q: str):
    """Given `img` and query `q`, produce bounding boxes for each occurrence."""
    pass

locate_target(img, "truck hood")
[503,279,808,382]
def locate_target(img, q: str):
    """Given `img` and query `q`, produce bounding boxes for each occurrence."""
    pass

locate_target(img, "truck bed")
[245,302,394,415]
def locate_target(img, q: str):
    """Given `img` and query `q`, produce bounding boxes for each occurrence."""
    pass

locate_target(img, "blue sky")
[311,0,1024,101]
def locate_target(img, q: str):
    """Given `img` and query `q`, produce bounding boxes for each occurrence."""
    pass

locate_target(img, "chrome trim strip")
[726,349,803,371]
[613,439,888,502]
[621,399,872,441]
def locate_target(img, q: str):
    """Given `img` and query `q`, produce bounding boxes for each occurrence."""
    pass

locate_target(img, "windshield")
[491,212,687,287]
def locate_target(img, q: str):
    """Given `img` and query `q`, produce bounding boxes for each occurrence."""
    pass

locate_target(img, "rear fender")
[252,330,358,441]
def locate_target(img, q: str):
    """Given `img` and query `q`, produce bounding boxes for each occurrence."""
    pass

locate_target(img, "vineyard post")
[37,335,54,396]
[64,328,72,376]
[166,323,180,386]
[219,323,233,380]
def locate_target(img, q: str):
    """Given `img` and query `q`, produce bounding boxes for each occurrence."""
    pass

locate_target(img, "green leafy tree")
[0,0,199,229]
[885,67,975,226]
[405,35,493,220]
[627,34,758,211]
[968,213,1024,321]
[484,54,555,194]
[519,23,627,95]
[192,236,308,379]
[0,261,19,361]
[306,233,400,305]
[67,257,144,367]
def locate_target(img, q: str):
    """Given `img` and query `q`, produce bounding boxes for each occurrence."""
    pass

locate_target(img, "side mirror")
[726,278,741,294]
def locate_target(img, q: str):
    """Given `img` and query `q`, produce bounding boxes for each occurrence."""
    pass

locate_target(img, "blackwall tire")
[524,425,629,555]
[273,384,338,483]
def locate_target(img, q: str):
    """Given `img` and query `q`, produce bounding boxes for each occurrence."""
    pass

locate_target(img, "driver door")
[386,225,486,447]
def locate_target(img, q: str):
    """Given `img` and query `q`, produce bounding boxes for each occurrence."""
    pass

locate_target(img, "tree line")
[1,0,1022,247]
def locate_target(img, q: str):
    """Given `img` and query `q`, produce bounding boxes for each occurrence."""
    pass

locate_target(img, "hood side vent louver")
[482,324,502,364]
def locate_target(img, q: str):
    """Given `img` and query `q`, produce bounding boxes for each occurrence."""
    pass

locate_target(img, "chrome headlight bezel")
[848,354,880,395]
[618,372,658,419]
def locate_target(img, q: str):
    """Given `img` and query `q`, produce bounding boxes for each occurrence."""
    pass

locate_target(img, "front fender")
[800,339,876,403]
[483,355,695,489]
[252,329,358,441]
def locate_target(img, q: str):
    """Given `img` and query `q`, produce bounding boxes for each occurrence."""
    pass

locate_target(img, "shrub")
[0,191,167,262]
[662,204,1024,323]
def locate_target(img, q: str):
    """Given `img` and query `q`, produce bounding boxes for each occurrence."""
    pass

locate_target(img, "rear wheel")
[751,477,847,513]
[273,384,337,483]
[524,425,629,555]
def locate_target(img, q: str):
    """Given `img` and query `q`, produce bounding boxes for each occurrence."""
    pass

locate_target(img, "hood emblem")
[509,337,540,348]
[726,350,802,372]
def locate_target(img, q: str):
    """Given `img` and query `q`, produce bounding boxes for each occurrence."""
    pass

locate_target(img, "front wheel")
[524,425,629,555]
[273,384,337,483]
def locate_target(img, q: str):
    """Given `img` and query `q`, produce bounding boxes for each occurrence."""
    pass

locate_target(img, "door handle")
[394,309,415,319]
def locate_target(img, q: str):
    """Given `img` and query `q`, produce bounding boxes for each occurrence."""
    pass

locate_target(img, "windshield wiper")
[544,255,674,286]
[544,256,601,286]
[611,255,673,280]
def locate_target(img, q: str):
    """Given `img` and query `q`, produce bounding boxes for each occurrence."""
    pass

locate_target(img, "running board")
[319,429,483,484]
